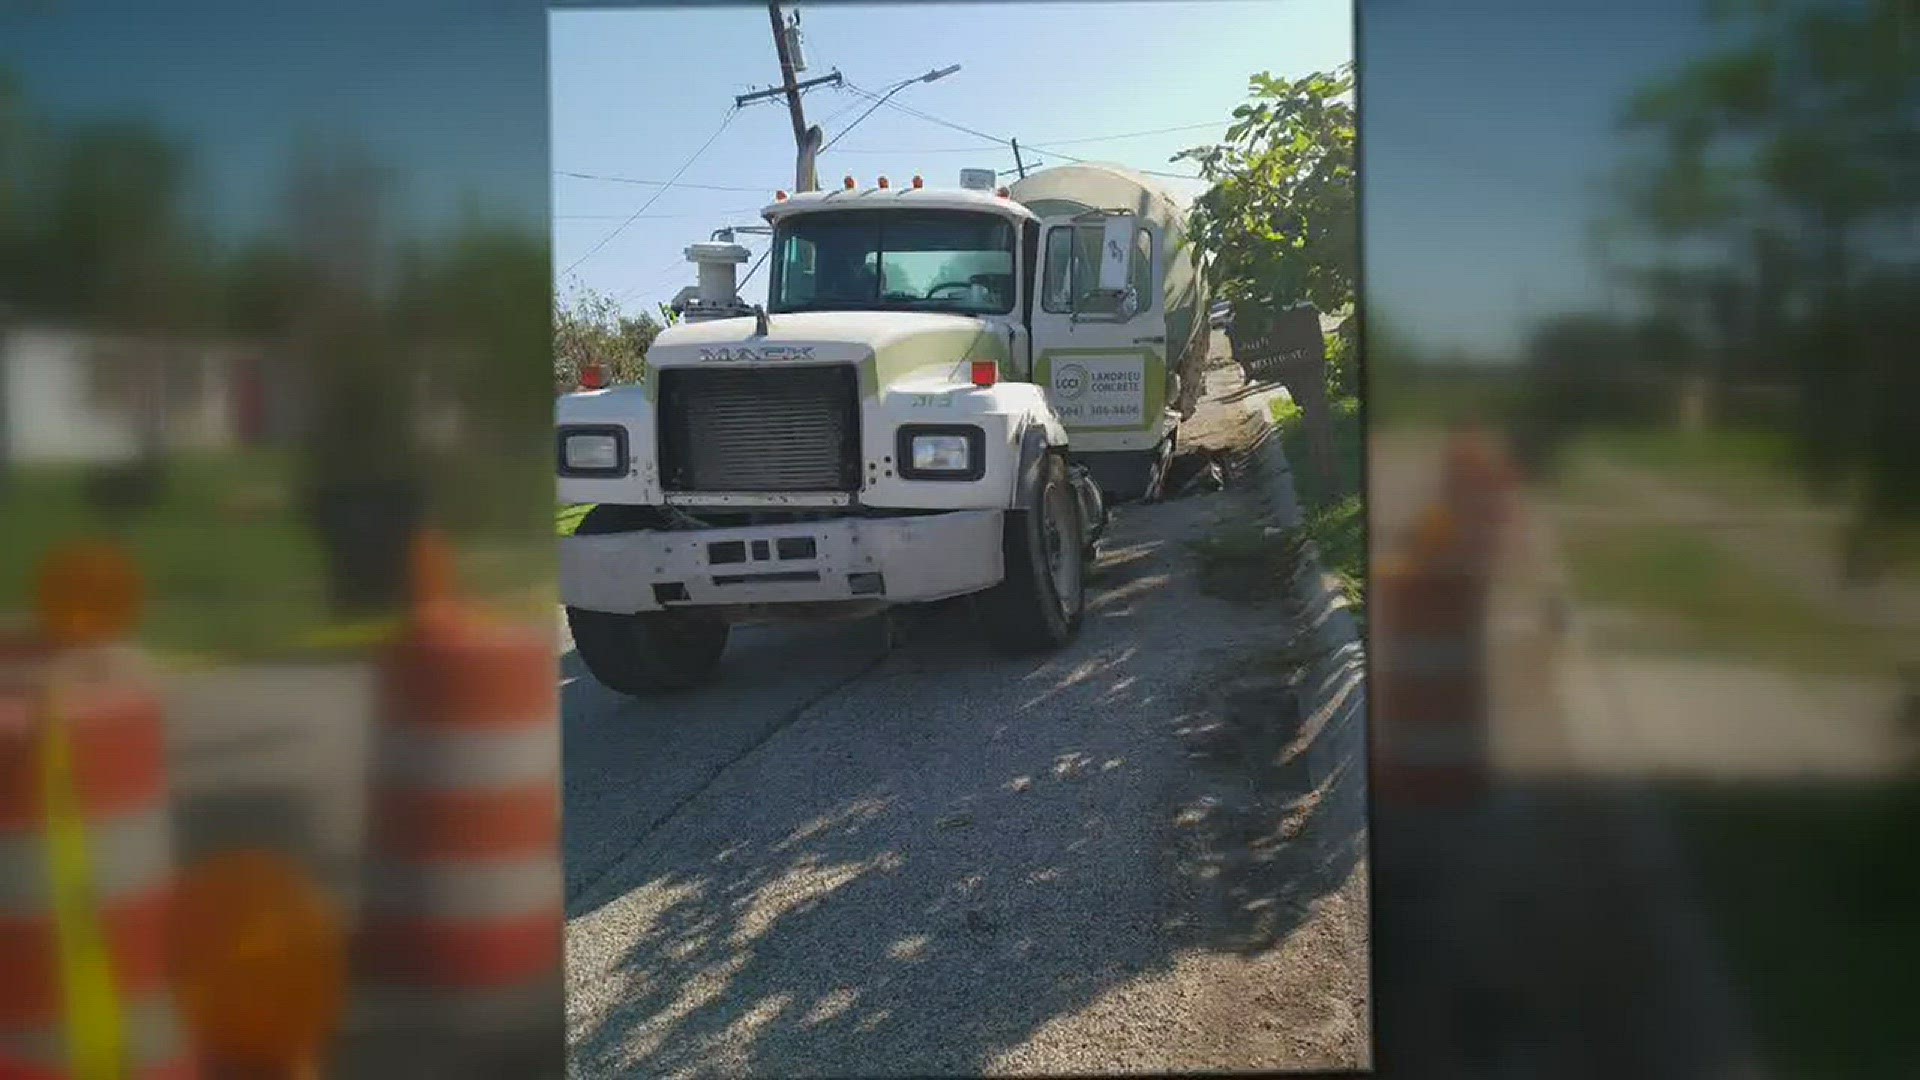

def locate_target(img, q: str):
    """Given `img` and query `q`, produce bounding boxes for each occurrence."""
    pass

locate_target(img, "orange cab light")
[774,189,788,201]
[877,175,890,189]
[912,175,924,189]
[995,186,1010,198]
[970,360,998,387]
[843,175,857,190]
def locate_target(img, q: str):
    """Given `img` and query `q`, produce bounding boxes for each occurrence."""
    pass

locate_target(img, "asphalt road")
[562,362,1371,1078]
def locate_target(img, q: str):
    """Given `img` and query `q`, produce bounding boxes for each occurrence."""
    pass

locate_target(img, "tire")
[563,504,728,694]
[565,606,729,694]
[978,453,1086,656]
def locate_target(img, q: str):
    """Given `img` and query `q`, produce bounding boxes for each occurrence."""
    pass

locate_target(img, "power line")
[617,232,773,306]
[843,82,1005,146]
[838,81,1202,181]
[556,116,1216,194]
[557,205,766,221]
[556,171,776,194]
[562,105,744,276]
[739,247,774,290]
[829,119,1226,155]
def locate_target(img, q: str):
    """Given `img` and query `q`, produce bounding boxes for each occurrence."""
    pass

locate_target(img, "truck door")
[1028,213,1170,455]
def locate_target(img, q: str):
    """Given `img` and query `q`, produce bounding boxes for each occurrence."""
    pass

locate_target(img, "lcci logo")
[1052,363,1089,401]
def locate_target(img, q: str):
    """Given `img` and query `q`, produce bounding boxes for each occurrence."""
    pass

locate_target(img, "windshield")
[769,210,1017,315]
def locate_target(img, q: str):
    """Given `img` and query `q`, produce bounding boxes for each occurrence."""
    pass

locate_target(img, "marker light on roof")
[912,175,924,189]
[843,175,856,190]
[877,176,890,189]
[774,190,788,201]
[995,186,1010,198]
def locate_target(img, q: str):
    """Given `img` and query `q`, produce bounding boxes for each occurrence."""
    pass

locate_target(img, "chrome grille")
[658,365,861,492]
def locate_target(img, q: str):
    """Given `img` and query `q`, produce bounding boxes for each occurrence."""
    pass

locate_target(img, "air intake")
[657,365,862,492]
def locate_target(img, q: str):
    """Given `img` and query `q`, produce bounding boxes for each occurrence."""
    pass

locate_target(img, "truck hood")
[648,310,998,366]
[645,309,1011,395]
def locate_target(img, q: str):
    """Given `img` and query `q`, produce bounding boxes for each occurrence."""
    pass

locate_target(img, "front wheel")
[978,453,1086,656]
[565,606,729,695]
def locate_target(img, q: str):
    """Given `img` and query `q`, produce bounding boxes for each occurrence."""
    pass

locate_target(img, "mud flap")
[1139,430,1178,504]
[1069,464,1108,553]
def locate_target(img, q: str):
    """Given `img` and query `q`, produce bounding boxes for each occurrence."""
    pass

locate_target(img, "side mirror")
[1096,214,1136,293]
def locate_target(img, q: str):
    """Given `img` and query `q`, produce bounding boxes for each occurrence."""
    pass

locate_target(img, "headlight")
[911,434,972,472]
[897,425,985,480]
[557,425,628,476]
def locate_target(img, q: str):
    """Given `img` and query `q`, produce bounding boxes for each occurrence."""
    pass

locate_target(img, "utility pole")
[768,3,808,190]
[736,5,840,190]
[1010,138,1028,179]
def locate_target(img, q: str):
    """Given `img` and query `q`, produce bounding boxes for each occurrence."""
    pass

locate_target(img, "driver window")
[782,235,818,305]
[1041,223,1152,315]
[1130,229,1153,313]
[1041,227,1075,313]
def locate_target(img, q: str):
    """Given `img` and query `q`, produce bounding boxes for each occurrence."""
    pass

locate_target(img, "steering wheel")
[925,281,975,299]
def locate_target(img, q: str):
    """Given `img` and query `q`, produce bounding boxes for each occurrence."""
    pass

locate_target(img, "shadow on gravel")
[567,598,1365,1077]
[1217,377,1285,404]
[1162,647,1368,958]
[562,617,895,917]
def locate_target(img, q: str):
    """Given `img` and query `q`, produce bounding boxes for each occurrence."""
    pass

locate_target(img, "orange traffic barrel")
[1440,428,1519,576]
[352,588,560,1036]
[170,849,345,1080]
[0,641,194,1080]
[1370,508,1491,808]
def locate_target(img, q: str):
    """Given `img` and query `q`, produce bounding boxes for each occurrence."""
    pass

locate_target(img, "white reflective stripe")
[0,992,186,1066]
[0,806,172,915]
[361,859,563,920]
[374,721,559,791]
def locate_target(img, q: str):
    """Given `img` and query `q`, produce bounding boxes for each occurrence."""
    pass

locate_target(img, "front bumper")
[560,509,1006,614]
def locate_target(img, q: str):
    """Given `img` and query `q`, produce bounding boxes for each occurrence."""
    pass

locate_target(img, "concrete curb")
[1241,391,1366,794]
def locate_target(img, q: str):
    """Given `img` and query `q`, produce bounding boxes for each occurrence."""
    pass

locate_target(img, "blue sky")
[550,1,1354,316]
[1,1,547,240]
[1362,0,1718,358]
[2,1,1732,360]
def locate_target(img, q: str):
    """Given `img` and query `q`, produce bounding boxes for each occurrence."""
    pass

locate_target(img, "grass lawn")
[1190,517,1303,603]
[1557,523,1899,678]
[0,453,329,659]
[1570,425,1805,507]
[1662,779,1920,1077]
[0,453,556,660]
[1269,394,1363,611]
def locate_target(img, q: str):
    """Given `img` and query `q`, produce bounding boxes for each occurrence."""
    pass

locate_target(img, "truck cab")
[557,177,1129,694]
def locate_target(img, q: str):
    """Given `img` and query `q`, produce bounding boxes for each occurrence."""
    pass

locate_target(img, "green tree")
[553,283,665,392]
[1609,0,1919,530]
[1174,63,1356,325]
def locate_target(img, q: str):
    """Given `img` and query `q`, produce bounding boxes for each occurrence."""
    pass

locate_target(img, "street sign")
[1228,303,1338,493]
[1229,303,1325,385]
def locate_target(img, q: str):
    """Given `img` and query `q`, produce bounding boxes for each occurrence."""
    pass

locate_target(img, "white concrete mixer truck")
[557,164,1211,693]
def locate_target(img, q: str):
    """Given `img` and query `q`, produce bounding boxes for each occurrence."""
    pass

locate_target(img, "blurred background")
[4,0,1916,1076]
[1365,0,1919,1076]
[1,3,556,1077]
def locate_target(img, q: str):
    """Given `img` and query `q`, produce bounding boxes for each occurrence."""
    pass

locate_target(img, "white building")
[0,325,286,466]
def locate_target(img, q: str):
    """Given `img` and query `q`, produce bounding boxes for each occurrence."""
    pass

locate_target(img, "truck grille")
[657,365,862,492]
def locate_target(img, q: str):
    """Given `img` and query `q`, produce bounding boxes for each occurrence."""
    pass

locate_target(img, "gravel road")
[562,357,1371,1078]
